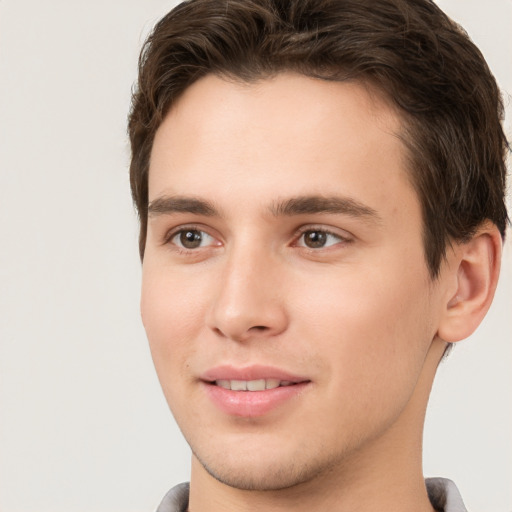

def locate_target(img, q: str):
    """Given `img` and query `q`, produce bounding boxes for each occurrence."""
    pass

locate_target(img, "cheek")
[292,264,435,397]
[140,264,209,384]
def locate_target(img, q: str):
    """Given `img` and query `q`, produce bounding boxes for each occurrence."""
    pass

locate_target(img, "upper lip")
[201,365,309,383]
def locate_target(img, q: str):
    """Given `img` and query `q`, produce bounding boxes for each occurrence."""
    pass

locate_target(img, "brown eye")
[172,229,215,249]
[303,230,328,248]
[297,229,345,249]
[180,230,203,248]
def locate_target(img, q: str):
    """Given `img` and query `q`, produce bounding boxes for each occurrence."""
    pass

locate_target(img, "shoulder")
[155,482,189,512]
[154,479,467,512]
[426,477,468,512]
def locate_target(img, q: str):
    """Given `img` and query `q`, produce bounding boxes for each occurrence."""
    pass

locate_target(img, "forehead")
[149,72,415,221]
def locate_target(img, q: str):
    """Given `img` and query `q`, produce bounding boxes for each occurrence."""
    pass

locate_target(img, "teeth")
[216,380,231,390]
[230,380,247,391]
[247,379,266,391]
[215,379,294,391]
[265,378,280,390]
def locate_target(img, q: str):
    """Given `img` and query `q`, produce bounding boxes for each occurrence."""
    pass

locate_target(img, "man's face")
[142,73,446,490]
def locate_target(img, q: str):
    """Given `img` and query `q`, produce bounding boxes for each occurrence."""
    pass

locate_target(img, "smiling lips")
[215,378,295,391]
[202,366,310,417]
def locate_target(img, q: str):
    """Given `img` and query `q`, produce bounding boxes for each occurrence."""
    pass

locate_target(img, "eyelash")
[164,225,219,251]
[293,226,352,250]
[163,225,352,253]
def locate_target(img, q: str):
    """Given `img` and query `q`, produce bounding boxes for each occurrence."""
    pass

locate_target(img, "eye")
[296,229,346,249]
[170,228,217,249]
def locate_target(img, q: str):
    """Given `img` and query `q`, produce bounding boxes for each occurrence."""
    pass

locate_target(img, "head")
[128,0,508,497]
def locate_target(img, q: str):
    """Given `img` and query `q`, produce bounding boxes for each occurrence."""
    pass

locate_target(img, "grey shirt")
[155,477,467,512]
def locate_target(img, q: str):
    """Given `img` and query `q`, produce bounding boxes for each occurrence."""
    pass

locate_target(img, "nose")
[206,245,288,342]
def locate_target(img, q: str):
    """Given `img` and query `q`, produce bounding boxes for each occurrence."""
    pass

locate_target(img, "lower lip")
[203,382,310,417]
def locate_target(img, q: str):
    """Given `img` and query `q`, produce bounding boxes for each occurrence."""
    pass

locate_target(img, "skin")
[141,73,501,512]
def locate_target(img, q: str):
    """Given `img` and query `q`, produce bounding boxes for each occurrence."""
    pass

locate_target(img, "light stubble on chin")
[191,444,345,492]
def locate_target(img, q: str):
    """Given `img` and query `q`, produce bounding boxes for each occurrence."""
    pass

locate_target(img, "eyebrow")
[270,195,382,223]
[148,196,218,217]
[148,194,381,223]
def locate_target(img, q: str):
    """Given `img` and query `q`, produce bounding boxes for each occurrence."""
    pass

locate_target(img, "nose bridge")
[207,238,287,341]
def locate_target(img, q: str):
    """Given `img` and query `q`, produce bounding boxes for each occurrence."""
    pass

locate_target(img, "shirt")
[155,477,467,512]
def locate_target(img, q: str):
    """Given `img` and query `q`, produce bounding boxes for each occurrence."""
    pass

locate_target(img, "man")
[128,0,508,510]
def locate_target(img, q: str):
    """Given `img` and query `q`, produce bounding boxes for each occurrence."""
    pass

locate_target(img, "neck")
[188,338,446,512]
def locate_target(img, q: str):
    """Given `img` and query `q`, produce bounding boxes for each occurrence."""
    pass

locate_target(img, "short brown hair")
[128,0,509,277]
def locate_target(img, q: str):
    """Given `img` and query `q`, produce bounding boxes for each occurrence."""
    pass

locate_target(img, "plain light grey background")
[0,1,510,511]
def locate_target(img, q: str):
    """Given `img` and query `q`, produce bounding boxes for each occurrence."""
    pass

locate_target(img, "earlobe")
[437,223,502,343]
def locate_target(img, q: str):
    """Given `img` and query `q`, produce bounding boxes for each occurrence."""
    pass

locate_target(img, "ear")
[437,223,502,343]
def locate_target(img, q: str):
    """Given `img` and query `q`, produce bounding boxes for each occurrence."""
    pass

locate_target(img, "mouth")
[201,367,311,417]
[212,378,299,391]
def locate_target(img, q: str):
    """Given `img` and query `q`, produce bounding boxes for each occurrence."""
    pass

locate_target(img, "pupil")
[180,230,202,248]
[305,231,326,248]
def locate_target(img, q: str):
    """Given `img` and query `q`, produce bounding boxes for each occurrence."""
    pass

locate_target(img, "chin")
[192,444,340,492]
